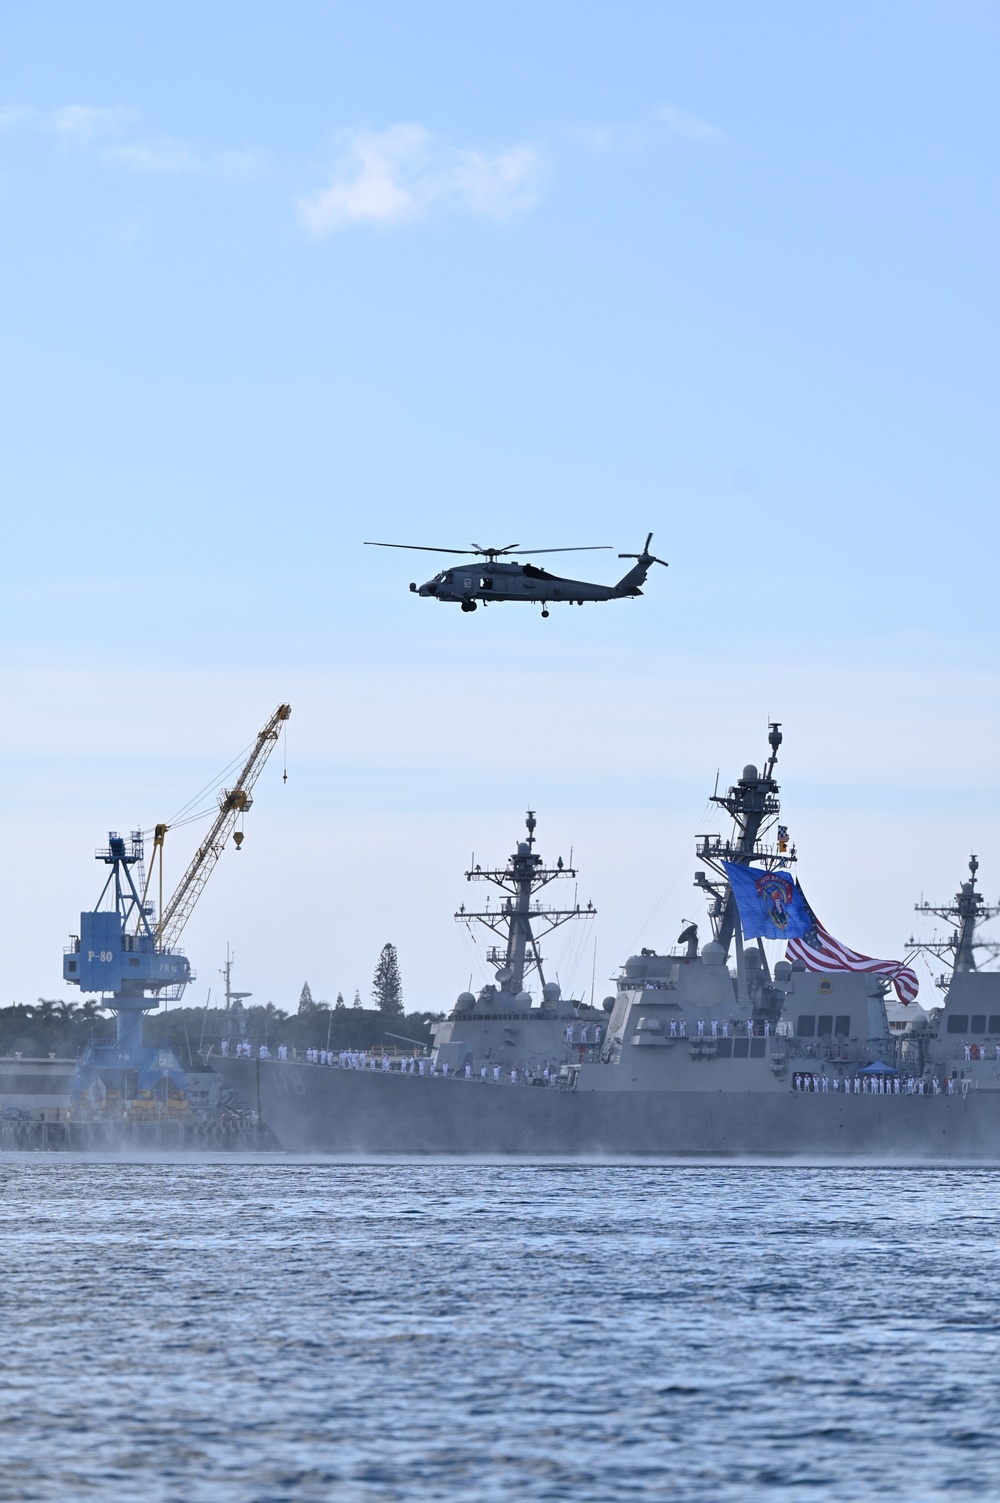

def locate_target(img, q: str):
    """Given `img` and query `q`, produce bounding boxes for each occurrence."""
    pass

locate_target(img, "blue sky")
[1,1,998,1012]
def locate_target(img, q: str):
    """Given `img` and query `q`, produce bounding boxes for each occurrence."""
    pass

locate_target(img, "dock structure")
[0,1054,277,1153]
[0,1114,276,1153]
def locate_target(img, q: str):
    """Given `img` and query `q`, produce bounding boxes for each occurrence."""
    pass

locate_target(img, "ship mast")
[455,811,594,1001]
[908,856,1000,989]
[693,723,795,961]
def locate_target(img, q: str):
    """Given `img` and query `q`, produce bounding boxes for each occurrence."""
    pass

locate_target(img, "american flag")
[786,916,920,1005]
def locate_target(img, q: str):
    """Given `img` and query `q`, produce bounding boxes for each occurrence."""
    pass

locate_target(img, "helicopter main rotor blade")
[471,544,520,555]
[364,542,479,555]
[514,546,613,555]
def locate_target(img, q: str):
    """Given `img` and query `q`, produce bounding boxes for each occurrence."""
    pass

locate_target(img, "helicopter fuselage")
[411,559,639,609]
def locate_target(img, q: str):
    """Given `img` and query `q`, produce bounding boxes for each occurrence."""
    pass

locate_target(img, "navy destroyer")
[216,727,1000,1158]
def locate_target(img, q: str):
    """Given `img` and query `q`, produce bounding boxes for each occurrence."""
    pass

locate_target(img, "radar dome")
[906,1011,928,1033]
[602,996,616,1013]
[517,842,530,855]
[773,960,793,984]
[542,981,561,1004]
[701,942,726,967]
[962,882,974,895]
[742,764,759,782]
[455,992,475,1011]
[514,990,532,1008]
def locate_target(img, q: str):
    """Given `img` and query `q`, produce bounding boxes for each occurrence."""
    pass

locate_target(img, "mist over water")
[2,1159,997,1501]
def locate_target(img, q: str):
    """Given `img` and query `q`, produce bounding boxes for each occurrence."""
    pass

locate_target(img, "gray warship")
[216,727,1000,1158]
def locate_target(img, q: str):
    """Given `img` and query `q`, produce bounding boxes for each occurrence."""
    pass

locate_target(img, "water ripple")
[1,1160,999,1500]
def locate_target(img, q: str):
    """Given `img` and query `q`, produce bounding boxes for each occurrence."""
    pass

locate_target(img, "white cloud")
[568,121,647,154]
[297,123,542,235]
[106,138,266,179]
[573,104,723,154]
[0,101,265,178]
[46,105,136,148]
[653,103,722,143]
[0,105,40,132]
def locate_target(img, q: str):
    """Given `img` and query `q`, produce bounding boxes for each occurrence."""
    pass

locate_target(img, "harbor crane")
[62,703,290,1099]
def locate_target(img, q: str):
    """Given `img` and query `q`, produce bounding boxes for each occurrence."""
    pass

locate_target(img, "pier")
[0,1113,277,1153]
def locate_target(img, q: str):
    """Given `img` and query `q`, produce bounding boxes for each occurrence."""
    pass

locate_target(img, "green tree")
[352,989,362,1009]
[372,943,403,1016]
[334,992,346,1011]
[298,982,317,1015]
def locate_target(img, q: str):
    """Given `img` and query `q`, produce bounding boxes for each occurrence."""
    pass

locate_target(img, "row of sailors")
[220,1042,289,1060]
[564,1024,603,1045]
[305,1047,555,1084]
[794,1072,958,1095]
[668,1018,772,1039]
[964,1044,1000,1060]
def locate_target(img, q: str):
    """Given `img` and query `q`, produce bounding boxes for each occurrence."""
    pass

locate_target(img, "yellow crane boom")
[157,703,291,951]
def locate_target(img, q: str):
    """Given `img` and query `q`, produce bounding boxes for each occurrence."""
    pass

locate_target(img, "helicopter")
[363,533,667,616]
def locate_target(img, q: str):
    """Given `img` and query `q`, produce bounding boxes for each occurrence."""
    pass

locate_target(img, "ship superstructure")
[900,857,1000,1087]
[431,813,604,1074]
[909,856,1000,990]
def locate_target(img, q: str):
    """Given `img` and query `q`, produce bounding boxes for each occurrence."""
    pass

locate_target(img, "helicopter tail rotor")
[617,531,668,568]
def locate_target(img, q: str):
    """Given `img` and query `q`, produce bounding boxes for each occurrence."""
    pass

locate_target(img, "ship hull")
[216,1059,1000,1160]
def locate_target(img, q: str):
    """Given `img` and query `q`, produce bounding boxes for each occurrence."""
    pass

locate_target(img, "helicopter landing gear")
[461,600,477,612]
[541,608,550,618]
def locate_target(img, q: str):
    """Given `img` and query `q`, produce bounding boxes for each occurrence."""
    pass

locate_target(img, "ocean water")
[1,1160,998,1502]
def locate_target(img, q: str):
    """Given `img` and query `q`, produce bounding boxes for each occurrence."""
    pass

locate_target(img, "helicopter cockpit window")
[480,577,494,590]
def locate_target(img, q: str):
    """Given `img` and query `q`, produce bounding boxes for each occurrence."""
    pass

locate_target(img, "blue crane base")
[74,1005,188,1107]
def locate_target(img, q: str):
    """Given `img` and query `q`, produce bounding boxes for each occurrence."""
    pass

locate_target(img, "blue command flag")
[723,861,812,940]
